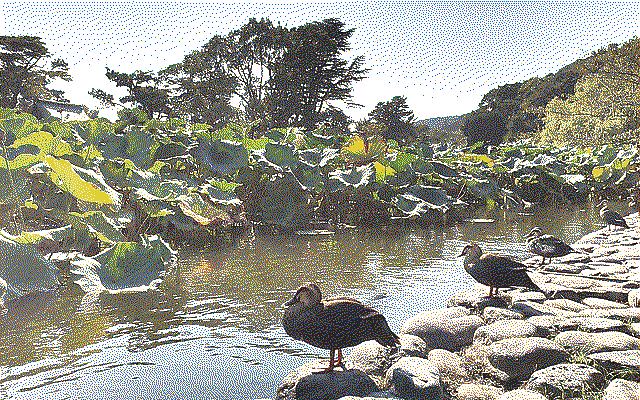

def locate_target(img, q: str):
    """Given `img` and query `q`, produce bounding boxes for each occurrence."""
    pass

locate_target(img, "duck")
[282,283,400,373]
[597,200,629,230]
[459,243,541,297]
[526,227,575,265]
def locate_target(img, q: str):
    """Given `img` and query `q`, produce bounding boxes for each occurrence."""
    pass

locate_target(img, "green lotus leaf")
[0,233,58,301]
[70,235,175,293]
[403,185,453,209]
[200,179,241,206]
[328,164,376,191]
[429,161,459,178]
[192,139,248,176]
[56,211,126,244]
[176,194,232,227]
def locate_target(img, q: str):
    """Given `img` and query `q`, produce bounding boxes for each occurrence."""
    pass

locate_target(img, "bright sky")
[2,1,640,121]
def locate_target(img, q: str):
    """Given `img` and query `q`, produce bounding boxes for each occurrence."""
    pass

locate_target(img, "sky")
[2,1,640,121]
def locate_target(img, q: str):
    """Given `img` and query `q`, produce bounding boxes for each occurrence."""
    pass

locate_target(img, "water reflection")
[0,202,628,399]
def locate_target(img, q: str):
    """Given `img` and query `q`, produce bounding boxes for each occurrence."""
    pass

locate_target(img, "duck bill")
[283,297,297,307]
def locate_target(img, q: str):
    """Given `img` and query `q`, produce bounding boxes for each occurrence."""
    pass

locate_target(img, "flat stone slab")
[511,301,578,318]
[555,316,626,333]
[397,334,428,358]
[555,331,640,354]
[456,383,502,400]
[482,307,524,323]
[502,290,546,304]
[526,315,564,337]
[401,308,483,352]
[588,350,640,372]
[276,360,379,400]
[488,337,568,382]
[385,357,443,400]
[524,363,604,398]
[582,297,629,309]
[447,289,508,311]
[474,320,538,345]
[578,307,640,322]
[543,299,588,312]
[602,379,640,400]
[498,389,547,400]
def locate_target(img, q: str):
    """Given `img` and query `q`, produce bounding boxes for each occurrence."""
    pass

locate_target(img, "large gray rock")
[503,290,546,304]
[629,289,640,308]
[345,341,398,378]
[556,316,627,333]
[582,297,629,309]
[447,289,508,311]
[338,393,403,400]
[456,383,502,400]
[555,331,640,354]
[498,389,547,400]
[401,308,484,352]
[511,301,577,318]
[385,357,442,400]
[602,379,640,400]
[397,334,428,358]
[427,349,470,382]
[630,323,640,338]
[473,320,538,345]
[543,299,588,312]
[578,307,640,322]
[488,337,568,381]
[276,360,379,400]
[588,350,640,373]
[482,307,524,324]
[524,363,604,398]
[526,315,565,337]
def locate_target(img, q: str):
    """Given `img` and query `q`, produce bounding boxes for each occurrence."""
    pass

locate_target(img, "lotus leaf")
[192,139,249,176]
[200,179,241,206]
[328,164,376,190]
[70,235,175,293]
[373,161,396,182]
[429,161,459,178]
[0,233,58,301]
[403,185,453,210]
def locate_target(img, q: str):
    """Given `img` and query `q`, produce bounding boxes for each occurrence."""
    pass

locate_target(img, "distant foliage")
[368,96,417,144]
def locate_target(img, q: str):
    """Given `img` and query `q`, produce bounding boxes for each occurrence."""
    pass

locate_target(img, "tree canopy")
[368,95,417,143]
[0,36,71,108]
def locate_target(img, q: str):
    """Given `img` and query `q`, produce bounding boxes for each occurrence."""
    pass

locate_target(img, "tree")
[90,68,172,119]
[161,36,237,127]
[368,95,417,143]
[268,18,368,129]
[461,109,507,147]
[0,36,70,108]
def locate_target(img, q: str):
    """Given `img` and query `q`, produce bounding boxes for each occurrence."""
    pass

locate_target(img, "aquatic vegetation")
[0,107,638,300]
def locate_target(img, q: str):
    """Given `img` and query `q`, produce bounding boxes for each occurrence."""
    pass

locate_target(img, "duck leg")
[319,349,336,373]
[336,349,345,369]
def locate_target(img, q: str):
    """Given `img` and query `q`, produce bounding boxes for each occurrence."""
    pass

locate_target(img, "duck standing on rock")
[598,200,629,230]
[526,227,575,265]
[459,244,542,297]
[282,283,400,373]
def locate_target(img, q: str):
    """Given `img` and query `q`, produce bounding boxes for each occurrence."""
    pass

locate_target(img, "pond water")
[0,202,627,399]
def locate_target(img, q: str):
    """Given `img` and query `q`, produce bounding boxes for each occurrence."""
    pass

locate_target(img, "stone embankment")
[276,213,640,400]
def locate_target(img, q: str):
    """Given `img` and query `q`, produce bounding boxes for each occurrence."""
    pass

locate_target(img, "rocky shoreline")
[275,213,640,400]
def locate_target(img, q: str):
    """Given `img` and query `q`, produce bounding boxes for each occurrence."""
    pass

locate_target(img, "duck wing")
[479,253,540,290]
[603,210,629,228]
[532,235,574,257]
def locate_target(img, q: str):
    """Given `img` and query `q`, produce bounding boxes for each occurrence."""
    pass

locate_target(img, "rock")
[556,317,627,333]
[578,307,640,322]
[276,360,379,400]
[533,273,629,303]
[447,289,508,311]
[582,297,629,309]
[588,350,640,373]
[524,363,604,398]
[511,301,577,318]
[630,323,640,337]
[473,320,538,345]
[526,316,565,337]
[629,289,640,308]
[543,299,588,312]
[498,389,547,400]
[385,357,442,400]
[401,308,484,352]
[427,349,470,382]
[488,337,568,381]
[345,341,398,378]
[338,393,403,400]
[482,307,524,323]
[555,331,640,354]
[397,334,428,358]
[456,383,502,400]
[502,290,546,304]
[602,379,640,400]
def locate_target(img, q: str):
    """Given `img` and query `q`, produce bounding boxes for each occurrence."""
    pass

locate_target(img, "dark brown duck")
[282,283,400,372]
[460,243,541,297]
[598,200,629,230]
[526,227,575,265]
